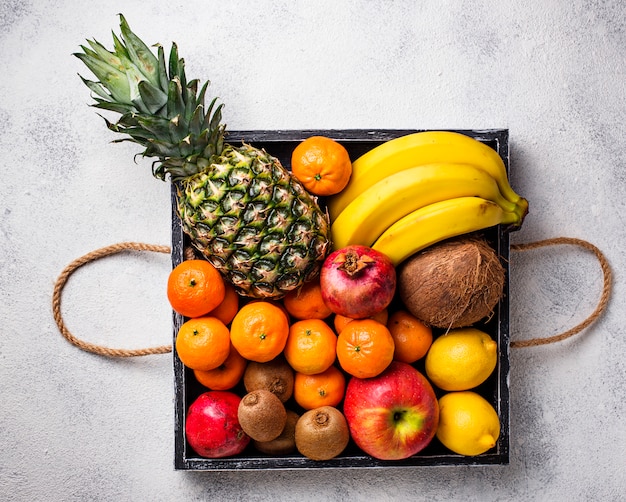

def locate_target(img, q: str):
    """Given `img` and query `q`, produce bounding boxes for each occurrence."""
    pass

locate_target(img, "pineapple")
[75,15,331,299]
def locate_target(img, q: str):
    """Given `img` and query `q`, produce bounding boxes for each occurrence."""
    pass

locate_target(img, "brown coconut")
[398,236,505,329]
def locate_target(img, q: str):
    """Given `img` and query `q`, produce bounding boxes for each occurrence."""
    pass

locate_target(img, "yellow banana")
[328,131,527,220]
[330,163,524,251]
[371,196,521,266]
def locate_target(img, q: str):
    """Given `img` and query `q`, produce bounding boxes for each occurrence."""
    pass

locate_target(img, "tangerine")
[283,280,333,320]
[294,365,346,410]
[248,298,290,319]
[283,319,337,375]
[175,316,231,371]
[208,282,240,325]
[167,259,225,318]
[291,136,352,196]
[333,308,389,333]
[230,301,290,363]
[387,310,433,363]
[193,343,247,390]
[336,319,395,378]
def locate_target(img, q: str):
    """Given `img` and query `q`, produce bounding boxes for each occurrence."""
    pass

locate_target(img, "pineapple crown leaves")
[74,14,226,181]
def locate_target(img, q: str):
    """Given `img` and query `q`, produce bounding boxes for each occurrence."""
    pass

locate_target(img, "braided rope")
[52,237,611,356]
[509,236,612,348]
[52,242,172,357]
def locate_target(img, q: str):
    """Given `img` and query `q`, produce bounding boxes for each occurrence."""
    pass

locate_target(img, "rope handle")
[509,237,612,348]
[52,242,172,357]
[52,237,612,357]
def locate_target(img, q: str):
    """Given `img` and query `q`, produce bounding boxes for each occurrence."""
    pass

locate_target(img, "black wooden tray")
[171,129,511,470]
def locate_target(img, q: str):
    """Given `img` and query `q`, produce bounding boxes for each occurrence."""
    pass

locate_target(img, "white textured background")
[1,1,625,500]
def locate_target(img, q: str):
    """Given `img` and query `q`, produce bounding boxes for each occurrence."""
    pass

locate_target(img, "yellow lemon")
[424,328,497,391]
[436,391,500,456]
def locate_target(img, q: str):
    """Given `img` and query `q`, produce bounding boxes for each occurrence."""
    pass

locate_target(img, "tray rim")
[171,128,511,471]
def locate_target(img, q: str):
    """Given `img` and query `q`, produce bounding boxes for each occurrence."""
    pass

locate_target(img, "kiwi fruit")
[238,389,287,442]
[295,406,350,461]
[253,409,299,455]
[243,355,294,403]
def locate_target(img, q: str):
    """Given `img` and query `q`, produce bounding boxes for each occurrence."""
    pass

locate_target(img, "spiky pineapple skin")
[178,143,331,299]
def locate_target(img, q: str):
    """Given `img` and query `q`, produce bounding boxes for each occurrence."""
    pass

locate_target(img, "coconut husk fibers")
[398,236,505,329]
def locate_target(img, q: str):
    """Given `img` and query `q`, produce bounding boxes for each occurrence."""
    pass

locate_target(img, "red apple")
[343,361,439,460]
[185,391,250,458]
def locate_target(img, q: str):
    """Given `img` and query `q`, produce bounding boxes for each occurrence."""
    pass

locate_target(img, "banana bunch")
[328,131,529,266]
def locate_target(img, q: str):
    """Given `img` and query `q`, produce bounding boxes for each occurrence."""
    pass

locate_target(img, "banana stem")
[510,197,529,225]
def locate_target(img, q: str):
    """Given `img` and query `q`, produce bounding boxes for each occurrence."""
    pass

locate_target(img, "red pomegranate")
[185,391,250,458]
[320,245,396,319]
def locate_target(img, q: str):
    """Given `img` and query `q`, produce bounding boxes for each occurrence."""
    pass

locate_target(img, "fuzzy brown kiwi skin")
[295,406,350,461]
[238,389,287,443]
[243,355,295,403]
[253,409,299,455]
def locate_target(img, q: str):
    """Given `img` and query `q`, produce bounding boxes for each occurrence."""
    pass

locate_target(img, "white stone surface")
[1,0,624,500]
